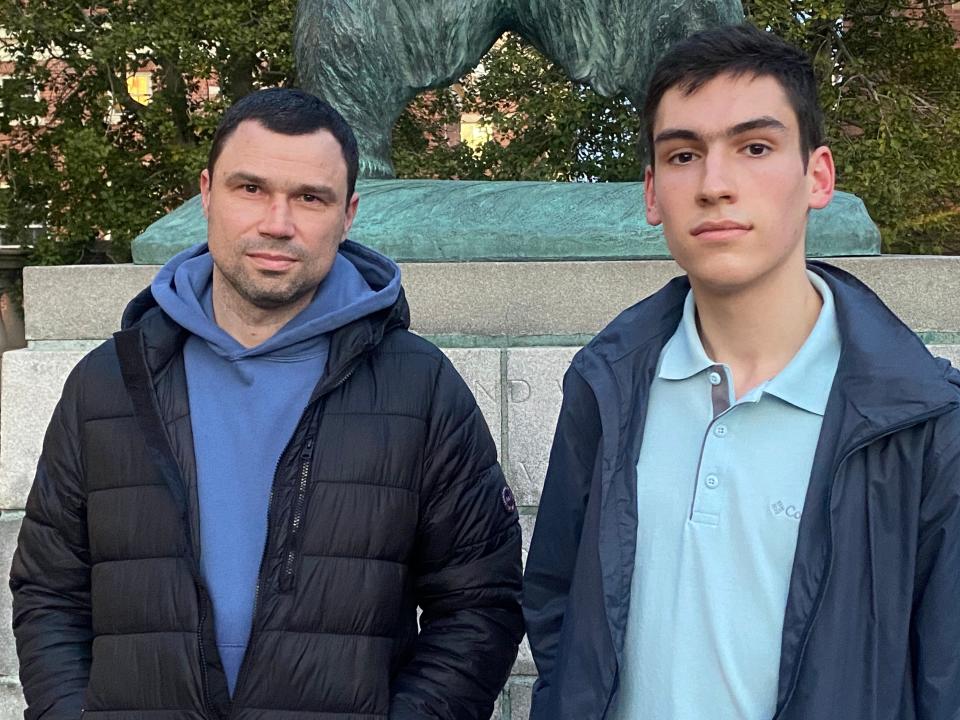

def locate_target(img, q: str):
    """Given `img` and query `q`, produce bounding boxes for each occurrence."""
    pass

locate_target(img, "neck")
[211,276,312,349]
[692,262,822,400]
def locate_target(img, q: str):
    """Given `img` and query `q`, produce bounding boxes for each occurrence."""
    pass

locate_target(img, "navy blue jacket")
[524,262,960,720]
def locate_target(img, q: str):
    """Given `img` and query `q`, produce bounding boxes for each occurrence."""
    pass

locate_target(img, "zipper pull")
[301,437,315,461]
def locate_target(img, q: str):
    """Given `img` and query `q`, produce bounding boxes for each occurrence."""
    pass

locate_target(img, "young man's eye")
[745,143,771,156]
[668,151,696,165]
[242,184,259,193]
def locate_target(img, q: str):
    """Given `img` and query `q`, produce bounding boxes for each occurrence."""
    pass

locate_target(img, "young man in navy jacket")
[524,24,960,720]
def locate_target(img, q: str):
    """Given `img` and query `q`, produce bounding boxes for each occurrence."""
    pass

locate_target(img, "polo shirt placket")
[611,271,842,720]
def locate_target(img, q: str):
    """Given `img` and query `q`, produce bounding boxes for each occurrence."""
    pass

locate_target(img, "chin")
[675,253,755,289]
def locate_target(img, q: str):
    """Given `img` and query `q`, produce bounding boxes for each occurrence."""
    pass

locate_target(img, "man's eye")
[668,151,696,165]
[302,194,317,203]
[242,184,259,193]
[745,143,770,156]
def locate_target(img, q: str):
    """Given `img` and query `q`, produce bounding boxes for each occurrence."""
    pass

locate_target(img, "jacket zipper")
[196,599,214,717]
[278,436,315,592]
[225,438,287,714]
[771,403,955,719]
[225,364,358,717]
[280,367,356,592]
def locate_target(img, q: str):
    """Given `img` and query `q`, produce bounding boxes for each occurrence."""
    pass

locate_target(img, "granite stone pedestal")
[2,256,960,719]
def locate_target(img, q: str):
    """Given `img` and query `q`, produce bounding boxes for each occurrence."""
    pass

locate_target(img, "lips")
[246,252,299,271]
[691,219,752,241]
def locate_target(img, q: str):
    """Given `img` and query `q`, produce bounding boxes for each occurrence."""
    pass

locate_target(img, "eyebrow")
[224,171,267,187]
[653,116,788,145]
[223,171,339,202]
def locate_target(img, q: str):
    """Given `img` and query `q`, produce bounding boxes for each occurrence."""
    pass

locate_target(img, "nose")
[257,197,295,239]
[697,152,736,206]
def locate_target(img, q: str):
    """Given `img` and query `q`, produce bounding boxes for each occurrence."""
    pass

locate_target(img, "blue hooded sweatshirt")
[151,242,401,695]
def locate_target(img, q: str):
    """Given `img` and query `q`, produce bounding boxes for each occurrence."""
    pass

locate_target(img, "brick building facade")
[949,2,960,43]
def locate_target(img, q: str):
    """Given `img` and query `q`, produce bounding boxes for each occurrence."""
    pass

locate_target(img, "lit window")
[126,73,153,105]
[460,113,492,151]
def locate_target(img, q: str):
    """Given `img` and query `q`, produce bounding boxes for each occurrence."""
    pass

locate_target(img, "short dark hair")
[643,24,825,167]
[207,88,360,202]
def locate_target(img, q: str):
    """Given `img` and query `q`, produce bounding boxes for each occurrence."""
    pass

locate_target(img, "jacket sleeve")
[912,410,960,720]
[389,355,524,720]
[521,365,601,697]
[9,364,93,720]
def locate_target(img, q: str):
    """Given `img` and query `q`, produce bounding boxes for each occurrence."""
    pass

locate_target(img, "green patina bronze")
[132,181,880,264]
[131,0,883,263]
[294,0,744,178]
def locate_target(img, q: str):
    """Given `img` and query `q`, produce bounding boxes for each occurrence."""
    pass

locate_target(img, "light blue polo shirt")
[611,271,841,720]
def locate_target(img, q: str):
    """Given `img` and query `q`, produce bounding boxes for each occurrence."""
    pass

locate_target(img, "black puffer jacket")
[11,255,523,719]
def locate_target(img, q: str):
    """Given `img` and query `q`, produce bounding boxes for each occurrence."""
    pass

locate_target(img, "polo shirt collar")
[658,271,841,416]
[658,290,714,381]
[763,271,840,415]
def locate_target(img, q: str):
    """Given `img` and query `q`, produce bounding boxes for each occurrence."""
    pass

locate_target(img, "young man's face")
[200,120,359,317]
[645,73,834,295]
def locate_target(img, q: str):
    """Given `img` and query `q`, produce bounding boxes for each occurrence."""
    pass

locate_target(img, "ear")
[807,146,835,211]
[199,168,212,219]
[340,192,360,243]
[644,165,662,226]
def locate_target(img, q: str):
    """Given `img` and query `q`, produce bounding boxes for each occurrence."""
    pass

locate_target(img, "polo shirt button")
[705,474,719,489]
[708,371,722,386]
[714,425,727,437]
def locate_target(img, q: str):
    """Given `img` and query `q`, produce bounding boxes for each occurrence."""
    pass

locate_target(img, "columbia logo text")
[770,501,802,520]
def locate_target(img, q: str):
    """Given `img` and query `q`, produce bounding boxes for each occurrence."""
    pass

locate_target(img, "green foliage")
[394,17,960,253]
[744,0,960,253]
[2,1,957,262]
[391,87,487,181]
[0,0,296,264]
[393,34,644,182]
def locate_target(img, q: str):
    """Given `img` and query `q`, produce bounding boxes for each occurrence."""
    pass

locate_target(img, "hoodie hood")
[150,241,401,361]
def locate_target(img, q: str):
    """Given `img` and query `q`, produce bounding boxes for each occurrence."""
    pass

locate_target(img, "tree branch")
[156,49,194,148]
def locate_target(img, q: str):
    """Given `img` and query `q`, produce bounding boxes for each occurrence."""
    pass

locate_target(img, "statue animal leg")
[294,0,510,178]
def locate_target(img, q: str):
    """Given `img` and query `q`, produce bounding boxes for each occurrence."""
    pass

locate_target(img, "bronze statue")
[133,1,881,262]
[294,0,743,178]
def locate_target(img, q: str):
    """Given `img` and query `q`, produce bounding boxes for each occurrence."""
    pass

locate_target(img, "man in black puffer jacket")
[10,89,523,720]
